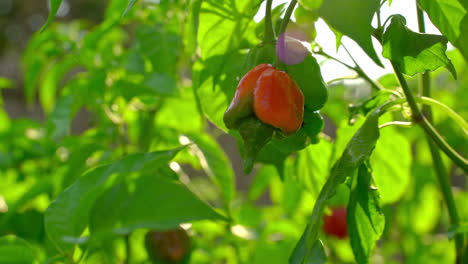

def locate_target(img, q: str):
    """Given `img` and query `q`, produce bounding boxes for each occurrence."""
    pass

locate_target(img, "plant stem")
[264,0,275,43]
[278,0,297,35]
[416,6,464,263]
[378,121,413,129]
[391,62,468,173]
[416,97,468,133]
[315,48,383,91]
[342,44,383,91]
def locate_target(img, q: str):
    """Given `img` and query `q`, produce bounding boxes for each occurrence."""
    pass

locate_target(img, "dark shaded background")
[0,0,107,119]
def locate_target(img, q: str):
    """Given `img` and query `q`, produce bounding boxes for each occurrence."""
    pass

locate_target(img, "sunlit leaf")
[89,171,225,235]
[418,0,468,62]
[289,234,326,264]
[298,0,324,11]
[285,54,328,111]
[347,164,385,264]
[371,128,411,203]
[47,94,76,141]
[44,148,184,253]
[317,0,383,66]
[122,0,138,17]
[40,0,63,32]
[195,0,260,129]
[295,139,332,200]
[382,15,456,77]
[186,133,235,209]
[290,112,380,262]
[0,236,36,264]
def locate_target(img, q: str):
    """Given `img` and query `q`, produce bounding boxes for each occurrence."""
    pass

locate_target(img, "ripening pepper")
[224,64,304,134]
[322,206,348,239]
[145,228,191,263]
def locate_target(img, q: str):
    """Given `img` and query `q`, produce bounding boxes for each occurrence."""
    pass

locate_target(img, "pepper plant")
[0,0,467,263]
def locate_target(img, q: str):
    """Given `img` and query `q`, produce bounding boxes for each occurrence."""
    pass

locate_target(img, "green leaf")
[0,236,36,264]
[40,0,63,32]
[89,172,225,235]
[317,0,383,66]
[299,0,324,11]
[239,118,275,174]
[257,128,309,176]
[289,234,326,264]
[348,92,392,124]
[0,78,14,89]
[382,15,456,77]
[44,148,184,253]
[47,94,77,141]
[40,56,78,113]
[194,51,246,130]
[418,0,468,62]
[143,73,179,97]
[347,164,385,264]
[371,128,411,203]
[186,133,235,209]
[285,54,328,111]
[195,0,259,116]
[198,0,259,63]
[135,24,181,76]
[122,0,138,17]
[290,112,380,262]
[295,139,332,200]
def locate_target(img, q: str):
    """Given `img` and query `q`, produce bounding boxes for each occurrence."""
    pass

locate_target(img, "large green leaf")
[382,15,456,77]
[285,54,328,111]
[44,148,183,253]
[198,0,259,62]
[317,0,382,66]
[122,0,138,17]
[295,139,332,200]
[194,52,246,130]
[135,24,181,76]
[290,112,380,262]
[186,133,235,209]
[89,171,225,235]
[298,0,323,11]
[195,0,260,129]
[40,56,78,113]
[0,236,36,264]
[40,0,63,32]
[418,0,468,62]
[347,164,385,264]
[289,234,326,264]
[371,128,411,204]
[47,94,81,141]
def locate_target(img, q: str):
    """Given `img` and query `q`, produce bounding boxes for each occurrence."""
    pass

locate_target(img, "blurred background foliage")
[0,0,466,263]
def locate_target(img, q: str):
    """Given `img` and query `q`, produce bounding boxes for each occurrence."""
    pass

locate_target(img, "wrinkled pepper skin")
[254,68,304,134]
[224,64,274,130]
[224,64,304,134]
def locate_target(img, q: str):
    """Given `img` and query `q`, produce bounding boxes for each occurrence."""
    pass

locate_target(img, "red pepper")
[145,228,191,263]
[224,64,304,134]
[322,206,348,239]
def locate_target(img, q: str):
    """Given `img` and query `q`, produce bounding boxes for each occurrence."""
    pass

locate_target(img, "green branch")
[264,0,275,43]
[278,0,297,35]
[416,97,468,134]
[315,48,384,92]
[391,62,468,173]
[416,6,464,263]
